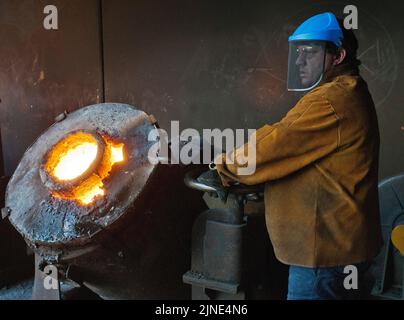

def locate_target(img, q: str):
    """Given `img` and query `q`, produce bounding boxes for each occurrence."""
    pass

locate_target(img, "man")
[214,12,383,300]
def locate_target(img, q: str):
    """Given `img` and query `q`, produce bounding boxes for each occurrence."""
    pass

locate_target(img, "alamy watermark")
[343,265,359,290]
[147,121,257,175]
[343,5,358,30]
[41,4,358,31]
[43,5,58,30]
[43,264,58,290]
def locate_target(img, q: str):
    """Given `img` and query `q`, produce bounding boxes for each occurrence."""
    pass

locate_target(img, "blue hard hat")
[288,12,343,48]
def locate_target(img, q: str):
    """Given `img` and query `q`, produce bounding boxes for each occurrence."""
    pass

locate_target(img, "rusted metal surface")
[6,103,157,253]
[6,103,207,298]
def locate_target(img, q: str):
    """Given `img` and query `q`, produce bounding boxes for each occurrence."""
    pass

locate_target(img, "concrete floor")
[0,278,33,300]
[0,277,102,300]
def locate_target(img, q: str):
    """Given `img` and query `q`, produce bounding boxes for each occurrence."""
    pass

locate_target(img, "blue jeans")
[287,262,373,300]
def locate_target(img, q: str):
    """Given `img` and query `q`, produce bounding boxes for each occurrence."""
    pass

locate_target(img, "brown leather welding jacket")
[216,64,383,267]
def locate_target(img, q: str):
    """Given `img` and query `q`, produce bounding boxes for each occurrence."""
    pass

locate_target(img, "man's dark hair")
[326,18,361,67]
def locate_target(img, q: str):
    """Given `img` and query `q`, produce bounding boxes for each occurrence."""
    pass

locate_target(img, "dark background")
[0,0,403,180]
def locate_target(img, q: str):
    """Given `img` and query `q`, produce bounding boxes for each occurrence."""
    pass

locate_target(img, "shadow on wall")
[0,128,34,290]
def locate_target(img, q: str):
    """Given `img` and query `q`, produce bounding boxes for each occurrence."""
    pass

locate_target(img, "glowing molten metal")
[53,142,98,181]
[43,131,124,205]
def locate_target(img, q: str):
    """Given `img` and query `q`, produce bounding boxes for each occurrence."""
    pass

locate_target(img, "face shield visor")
[287,41,327,92]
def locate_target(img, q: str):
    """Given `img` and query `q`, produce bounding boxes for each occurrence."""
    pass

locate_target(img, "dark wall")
[0,129,3,177]
[0,0,103,176]
[103,0,404,180]
[0,0,403,180]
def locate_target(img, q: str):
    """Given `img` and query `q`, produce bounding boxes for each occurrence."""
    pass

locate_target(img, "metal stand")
[183,169,263,300]
[32,254,60,300]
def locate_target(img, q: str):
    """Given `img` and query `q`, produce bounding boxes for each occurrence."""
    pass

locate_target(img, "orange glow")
[111,144,124,163]
[75,178,105,205]
[53,142,98,181]
[44,132,125,206]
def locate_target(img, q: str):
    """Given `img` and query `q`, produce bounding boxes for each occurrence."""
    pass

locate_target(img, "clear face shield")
[287,41,327,91]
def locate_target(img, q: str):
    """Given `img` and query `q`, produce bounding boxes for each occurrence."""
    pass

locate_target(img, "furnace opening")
[40,131,125,206]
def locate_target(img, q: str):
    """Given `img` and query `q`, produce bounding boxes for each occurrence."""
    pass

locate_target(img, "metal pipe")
[184,169,219,193]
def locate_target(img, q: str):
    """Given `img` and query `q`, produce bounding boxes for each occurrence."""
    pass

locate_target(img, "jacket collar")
[320,63,360,85]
